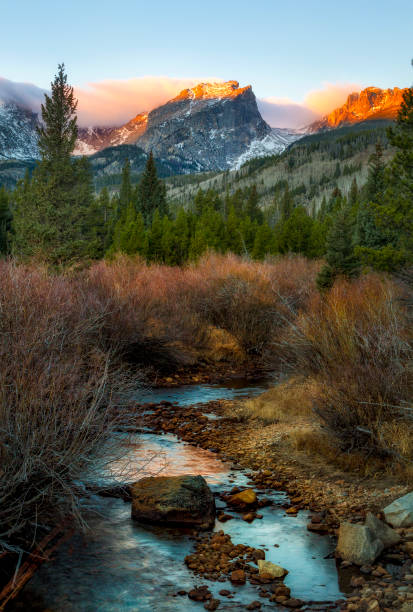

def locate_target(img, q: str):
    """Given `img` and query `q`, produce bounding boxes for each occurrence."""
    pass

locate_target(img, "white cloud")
[74,76,221,126]
[0,77,46,112]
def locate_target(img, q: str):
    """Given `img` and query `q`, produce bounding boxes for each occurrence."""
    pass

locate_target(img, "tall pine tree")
[139,152,167,224]
[12,64,94,264]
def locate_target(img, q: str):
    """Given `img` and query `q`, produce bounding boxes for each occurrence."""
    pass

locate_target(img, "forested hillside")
[167,120,394,213]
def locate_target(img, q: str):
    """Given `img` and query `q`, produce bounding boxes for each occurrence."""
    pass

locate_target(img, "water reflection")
[12,384,345,612]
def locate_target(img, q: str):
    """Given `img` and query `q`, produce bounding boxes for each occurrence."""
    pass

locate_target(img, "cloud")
[0,77,46,112]
[74,76,219,126]
[0,75,363,129]
[258,98,320,128]
[259,82,362,128]
[304,82,361,115]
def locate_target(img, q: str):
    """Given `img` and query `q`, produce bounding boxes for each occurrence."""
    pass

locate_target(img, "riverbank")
[139,395,413,611]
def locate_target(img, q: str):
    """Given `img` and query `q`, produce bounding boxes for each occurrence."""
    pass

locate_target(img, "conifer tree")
[12,64,94,264]
[139,152,167,224]
[119,159,132,213]
[0,187,11,254]
[252,223,274,260]
[317,206,360,290]
[147,209,164,262]
[245,185,263,223]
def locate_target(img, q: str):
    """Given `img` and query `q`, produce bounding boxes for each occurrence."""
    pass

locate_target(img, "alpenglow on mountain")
[0,80,301,172]
[308,86,408,132]
[0,82,408,175]
[75,81,301,171]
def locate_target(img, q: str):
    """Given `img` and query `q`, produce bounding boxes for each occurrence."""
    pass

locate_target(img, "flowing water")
[11,381,347,611]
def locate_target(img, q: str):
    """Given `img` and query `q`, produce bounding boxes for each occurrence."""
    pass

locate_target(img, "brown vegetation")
[1,254,412,555]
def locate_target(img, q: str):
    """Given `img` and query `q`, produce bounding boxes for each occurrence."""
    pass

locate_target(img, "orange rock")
[230,569,246,584]
[228,489,257,507]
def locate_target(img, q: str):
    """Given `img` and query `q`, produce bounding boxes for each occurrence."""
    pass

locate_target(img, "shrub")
[280,274,413,458]
[0,262,132,553]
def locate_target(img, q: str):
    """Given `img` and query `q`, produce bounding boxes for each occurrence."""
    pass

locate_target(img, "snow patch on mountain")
[232,128,304,169]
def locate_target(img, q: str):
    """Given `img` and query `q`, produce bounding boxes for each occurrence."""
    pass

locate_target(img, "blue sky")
[1,0,412,126]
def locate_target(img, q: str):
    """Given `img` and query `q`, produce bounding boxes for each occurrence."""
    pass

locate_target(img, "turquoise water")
[11,384,345,611]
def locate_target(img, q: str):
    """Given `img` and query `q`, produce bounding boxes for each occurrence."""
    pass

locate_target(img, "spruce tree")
[119,159,132,213]
[0,187,11,255]
[12,64,94,264]
[317,206,360,290]
[245,185,263,223]
[138,152,167,224]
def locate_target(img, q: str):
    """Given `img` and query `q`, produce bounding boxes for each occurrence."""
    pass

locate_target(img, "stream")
[11,381,348,611]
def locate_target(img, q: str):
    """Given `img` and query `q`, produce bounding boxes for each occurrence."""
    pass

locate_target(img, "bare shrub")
[279,274,413,458]
[0,262,132,553]
[194,254,319,360]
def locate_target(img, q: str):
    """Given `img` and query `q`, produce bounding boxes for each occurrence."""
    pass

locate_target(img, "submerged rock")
[383,491,413,527]
[131,475,215,528]
[336,522,384,565]
[257,560,288,579]
[228,489,257,508]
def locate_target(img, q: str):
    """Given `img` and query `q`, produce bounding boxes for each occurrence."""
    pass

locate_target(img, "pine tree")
[147,209,164,262]
[365,141,385,202]
[245,185,263,223]
[119,159,132,213]
[252,223,274,260]
[280,185,294,220]
[348,177,358,207]
[0,187,11,255]
[317,206,360,290]
[277,206,314,255]
[378,87,413,257]
[139,152,167,224]
[12,64,94,264]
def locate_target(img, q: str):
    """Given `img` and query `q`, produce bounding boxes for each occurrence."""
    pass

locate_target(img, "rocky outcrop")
[136,81,273,171]
[308,86,407,132]
[383,491,413,527]
[131,474,215,528]
[0,101,39,160]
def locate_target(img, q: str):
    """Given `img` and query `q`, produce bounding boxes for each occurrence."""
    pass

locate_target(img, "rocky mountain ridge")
[308,86,407,132]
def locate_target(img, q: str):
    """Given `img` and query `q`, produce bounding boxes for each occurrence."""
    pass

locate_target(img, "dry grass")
[236,377,320,424]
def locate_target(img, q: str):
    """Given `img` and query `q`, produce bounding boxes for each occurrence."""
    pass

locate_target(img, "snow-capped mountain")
[75,81,296,171]
[0,100,39,160]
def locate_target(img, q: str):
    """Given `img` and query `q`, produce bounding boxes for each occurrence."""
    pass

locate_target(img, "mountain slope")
[308,86,407,132]
[0,101,39,160]
[75,81,301,171]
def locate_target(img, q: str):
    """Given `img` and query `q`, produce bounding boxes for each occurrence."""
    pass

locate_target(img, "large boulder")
[336,522,384,565]
[383,491,413,528]
[365,512,401,548]
[131,475,215,528]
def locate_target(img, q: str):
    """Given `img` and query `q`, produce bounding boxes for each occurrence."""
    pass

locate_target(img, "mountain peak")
[309,85,408,131]
[172,80,252,102]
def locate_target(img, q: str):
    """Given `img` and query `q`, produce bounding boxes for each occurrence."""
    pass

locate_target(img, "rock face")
[135,81,272,171]
[75,113,148,156]
[383,491,413,528]
[308,86,407,132]
[336,522,384,565]
[131,475,215,528]
[0,100,39,160]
